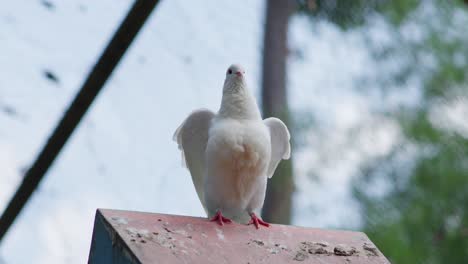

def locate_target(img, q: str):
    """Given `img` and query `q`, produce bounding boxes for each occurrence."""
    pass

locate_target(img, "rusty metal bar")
[0,0,160,243]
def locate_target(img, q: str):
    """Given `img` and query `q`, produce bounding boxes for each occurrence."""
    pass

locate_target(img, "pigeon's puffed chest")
[207,118,271,173]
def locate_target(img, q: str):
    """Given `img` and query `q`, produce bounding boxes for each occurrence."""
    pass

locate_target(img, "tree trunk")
[261,0,295,224]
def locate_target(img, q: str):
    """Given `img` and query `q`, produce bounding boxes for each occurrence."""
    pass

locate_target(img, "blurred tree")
[261,0,296,224]
[299,0,468,263]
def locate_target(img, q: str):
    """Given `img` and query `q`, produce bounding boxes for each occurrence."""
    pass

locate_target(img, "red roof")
[89,209,390,264]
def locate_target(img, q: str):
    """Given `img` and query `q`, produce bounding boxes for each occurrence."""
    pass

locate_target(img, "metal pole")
[0,0,161,243]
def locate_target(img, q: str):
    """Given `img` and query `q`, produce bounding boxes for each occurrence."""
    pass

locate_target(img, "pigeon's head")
[224,64,246,92]
[226,64,245,78]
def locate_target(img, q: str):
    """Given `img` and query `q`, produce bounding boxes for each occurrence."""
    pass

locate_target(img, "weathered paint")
[88,209,390,264]
[88,211,141,263]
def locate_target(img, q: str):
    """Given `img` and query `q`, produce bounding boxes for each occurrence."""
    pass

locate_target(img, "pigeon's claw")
[248,213,270,229]
[210,210,232,226]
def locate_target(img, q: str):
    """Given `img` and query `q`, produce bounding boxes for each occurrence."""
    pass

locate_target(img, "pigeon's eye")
[228,69,232,74]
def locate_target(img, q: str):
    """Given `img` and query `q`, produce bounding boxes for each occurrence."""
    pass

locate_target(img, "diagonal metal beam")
[0,0,161,243]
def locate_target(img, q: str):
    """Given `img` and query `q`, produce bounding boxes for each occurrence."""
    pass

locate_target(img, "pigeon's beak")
[235,71,243,77]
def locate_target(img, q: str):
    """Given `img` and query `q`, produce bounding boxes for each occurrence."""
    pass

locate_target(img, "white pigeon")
[173,64,290,229]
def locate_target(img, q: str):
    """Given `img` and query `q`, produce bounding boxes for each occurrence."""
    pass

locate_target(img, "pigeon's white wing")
[173,109,215,212]
[264,117,291,178]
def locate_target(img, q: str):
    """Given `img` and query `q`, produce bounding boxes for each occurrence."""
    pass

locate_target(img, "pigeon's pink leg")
[210,210,232,226]
[248,213,270,229]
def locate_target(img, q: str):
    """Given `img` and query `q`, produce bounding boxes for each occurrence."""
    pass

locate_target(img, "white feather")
[173,109,214,213]
[263,117,291,178]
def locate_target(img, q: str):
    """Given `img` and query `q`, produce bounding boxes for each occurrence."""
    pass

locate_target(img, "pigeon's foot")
[210,210,232,226]
[248,213,270,229]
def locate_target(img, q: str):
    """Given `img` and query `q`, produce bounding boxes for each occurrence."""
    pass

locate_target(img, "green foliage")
[375,0,420,25]
[356,113,468,263]
[301,0,468,263]
[298,0,375,29]
[298,0,420,29]
[299,0,467,29]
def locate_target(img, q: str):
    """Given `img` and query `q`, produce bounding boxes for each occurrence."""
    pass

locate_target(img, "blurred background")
[1,0,467,263]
